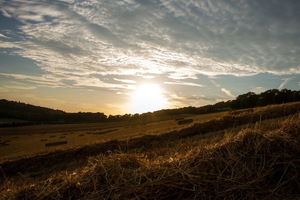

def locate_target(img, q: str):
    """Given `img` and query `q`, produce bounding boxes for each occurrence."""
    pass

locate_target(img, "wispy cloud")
[221,88,235,98]
[114,78,136,84]
[164,81,204,88]
[252,87,266,94]
[210,79,235,98]
[166,93,216,109]
[3,85,36,90]
[0,72,130,90]
[0,73,62,87]
[210,80,221,87]
[278,77,294,90]
[0,33,9,39]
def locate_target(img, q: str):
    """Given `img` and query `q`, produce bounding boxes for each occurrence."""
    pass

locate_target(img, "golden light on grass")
[130,83,168,114]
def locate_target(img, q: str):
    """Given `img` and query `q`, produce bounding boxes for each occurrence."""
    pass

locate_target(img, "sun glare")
[130,83,167,114]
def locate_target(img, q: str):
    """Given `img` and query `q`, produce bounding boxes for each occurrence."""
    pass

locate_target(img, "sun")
[130,83,167,114]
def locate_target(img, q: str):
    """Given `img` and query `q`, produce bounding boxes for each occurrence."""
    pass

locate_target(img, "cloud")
[0,7,11,18]
[0,33,9,39]
[0,72,110,90]
[278,77,294,90]
[3,85,36,90]
[166,93,216,109]
[210,80,221,87]
[0,73,62,87]
[210,79,235,98]
[164,81,204,88]
[221,88,235,98]
[1,0,300,92]
[114,78,136,84]
[252,87,266,94]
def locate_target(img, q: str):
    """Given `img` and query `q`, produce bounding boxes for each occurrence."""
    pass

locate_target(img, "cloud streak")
[164,81,204,88]
[279,77,294,90]
[221,88,235,98]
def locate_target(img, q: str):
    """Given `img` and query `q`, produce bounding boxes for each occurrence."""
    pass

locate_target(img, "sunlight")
[130,83,168,114]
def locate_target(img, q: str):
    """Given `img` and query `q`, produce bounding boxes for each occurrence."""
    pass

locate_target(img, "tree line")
[231,89,300,109]
[0,89,299,126]
[0,100,106,124]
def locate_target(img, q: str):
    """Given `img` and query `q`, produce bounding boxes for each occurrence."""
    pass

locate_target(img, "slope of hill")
[0,102,299,199]
[0,99,107,125]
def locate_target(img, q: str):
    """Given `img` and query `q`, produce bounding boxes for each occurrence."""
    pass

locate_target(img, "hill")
[0,99,107,125]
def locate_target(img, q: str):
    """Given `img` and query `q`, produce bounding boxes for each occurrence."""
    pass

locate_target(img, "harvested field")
[0,102,300,199]
[0,110,231,162]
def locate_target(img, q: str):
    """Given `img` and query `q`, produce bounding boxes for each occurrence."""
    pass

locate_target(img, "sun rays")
[130,83,168,114]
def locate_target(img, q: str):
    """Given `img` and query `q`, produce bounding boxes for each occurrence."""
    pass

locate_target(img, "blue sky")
[0,0,300,114]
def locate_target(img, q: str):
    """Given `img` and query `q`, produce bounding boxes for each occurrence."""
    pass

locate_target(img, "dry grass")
[0,110,229,162]
[2,117,299,199]
[0,102,300,199]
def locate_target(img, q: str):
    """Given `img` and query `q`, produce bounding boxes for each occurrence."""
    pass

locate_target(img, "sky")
[0,0,300,115]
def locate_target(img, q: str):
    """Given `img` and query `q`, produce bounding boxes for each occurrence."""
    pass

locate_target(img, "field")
[0,102,300,199]
[0,112,227,162]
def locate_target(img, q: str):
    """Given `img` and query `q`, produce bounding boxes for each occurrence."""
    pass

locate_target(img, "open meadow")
[0,102,300,199]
